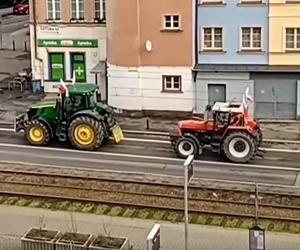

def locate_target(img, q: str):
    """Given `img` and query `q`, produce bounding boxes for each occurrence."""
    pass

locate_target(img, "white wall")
[196,72,254,115]
[107,65,195,111]
[30,24,106,92]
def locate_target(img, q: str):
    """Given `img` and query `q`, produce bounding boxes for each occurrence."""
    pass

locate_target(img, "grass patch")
[3,197,18,205]
[166,212,181,223]
[122,209,136,218]
[15,198,31,207]
[81,203,95,213]
[94,205,110,215]
[152,211,166,221]
[137,210,151,220]
[28,200,44,208]
[224,218,240,228]
[195,216,207,225]
[107,207,123,217]
[240,220,254,230]
[0,196,7,203]
[288,223,300,234]
[55,201,72,211]
[210,216,224,226]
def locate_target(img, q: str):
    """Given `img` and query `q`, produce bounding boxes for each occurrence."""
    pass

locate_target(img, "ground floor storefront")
[30,24,107,101]
[194,65,300,120]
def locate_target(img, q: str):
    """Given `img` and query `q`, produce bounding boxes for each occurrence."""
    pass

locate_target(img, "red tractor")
[170,102,264,163]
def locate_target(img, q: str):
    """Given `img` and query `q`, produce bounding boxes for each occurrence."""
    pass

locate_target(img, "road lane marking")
[0,143,299,172]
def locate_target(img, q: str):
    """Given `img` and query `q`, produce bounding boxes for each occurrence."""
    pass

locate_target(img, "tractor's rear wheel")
[175,137,197,159]
[25,120,50,146]
[222,132,255,163]
[68,116,104,150]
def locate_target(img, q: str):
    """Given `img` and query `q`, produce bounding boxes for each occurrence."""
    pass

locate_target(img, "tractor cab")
[210,102,245,128]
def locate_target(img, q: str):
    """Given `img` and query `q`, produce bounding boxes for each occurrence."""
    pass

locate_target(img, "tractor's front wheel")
[222,132,256,163]
[68,116,104,150]
[25,120,51,146]
[175,137,198,159]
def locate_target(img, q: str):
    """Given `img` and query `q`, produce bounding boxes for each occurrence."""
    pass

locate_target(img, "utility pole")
[183,155,194,250]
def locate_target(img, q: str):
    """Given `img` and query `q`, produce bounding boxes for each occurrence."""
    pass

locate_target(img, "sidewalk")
[116,116,300,141]
[0,205,299,250]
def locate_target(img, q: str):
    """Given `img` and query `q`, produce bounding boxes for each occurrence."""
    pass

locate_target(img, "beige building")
[106,0,196,111]
[29,0,107,100]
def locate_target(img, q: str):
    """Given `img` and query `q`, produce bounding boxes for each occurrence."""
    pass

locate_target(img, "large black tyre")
[25,120,51,146]
[222,132,256,163]
[175,137,198,159]
[68,116,104,150]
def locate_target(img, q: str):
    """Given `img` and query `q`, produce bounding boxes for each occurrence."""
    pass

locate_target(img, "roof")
[212,102,244,113]
[193,64,300,72]
[67,83,97,94]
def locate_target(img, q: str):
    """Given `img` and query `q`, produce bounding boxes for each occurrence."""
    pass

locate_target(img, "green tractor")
[14,83,124,150]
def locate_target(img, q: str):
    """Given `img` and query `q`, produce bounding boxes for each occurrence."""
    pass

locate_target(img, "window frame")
[71,0,84,21]
[285,27,300,51]
[162,14,182,31]
[94,0,106,21]
[47,0,61,21]
[201,26,224,51]
[162,75,182,93]
[240,26,263,51]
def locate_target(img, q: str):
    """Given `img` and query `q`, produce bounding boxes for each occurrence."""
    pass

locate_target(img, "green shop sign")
[38,39,98,48]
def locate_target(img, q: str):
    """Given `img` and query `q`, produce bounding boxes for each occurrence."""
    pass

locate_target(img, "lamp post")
[183,154,194,250]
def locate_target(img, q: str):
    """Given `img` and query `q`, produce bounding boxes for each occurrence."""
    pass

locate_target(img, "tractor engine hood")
[178,119,207,130]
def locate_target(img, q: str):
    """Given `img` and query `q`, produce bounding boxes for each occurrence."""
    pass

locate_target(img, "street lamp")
[183,154,194,250]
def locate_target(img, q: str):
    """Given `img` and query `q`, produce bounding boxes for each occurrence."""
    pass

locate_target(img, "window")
[48,0,60,20]
[239,0,264,4]
[200,0,225,5]
[162,76,182,92]
[202,27,223,51]
[71,0,84,20]
[163,15,181,30]
[71,53,86,82]
[49,53,65,81]
[286,28,300,50]
[241,27,262,50]
[95,0,106,20]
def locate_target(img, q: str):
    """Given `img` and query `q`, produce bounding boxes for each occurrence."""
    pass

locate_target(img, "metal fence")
[0,235,21,250]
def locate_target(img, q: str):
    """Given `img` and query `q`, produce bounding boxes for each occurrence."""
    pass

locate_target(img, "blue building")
[194,0,269,117]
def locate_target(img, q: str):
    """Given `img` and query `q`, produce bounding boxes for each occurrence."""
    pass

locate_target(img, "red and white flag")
[71,70,76,85]
[59,79,69,97]
[245,87,254,103]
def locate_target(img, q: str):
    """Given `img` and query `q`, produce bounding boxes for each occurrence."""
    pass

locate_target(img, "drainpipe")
[193,0,199,113]
[32,0,44,88]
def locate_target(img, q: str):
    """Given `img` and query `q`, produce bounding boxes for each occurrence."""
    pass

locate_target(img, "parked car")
[13,0,29,15]
[0,0,15,9]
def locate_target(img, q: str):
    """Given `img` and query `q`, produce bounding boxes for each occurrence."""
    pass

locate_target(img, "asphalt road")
[0,131,299,186]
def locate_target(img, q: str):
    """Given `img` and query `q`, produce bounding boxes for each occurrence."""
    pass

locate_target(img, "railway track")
[0,168,299,223]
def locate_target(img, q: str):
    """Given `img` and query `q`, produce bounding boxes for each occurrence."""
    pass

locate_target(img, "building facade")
[29,0,108,100]
[195,0,300,119]
[267,0,300,119]
[195,0,269,116]
[106,0,195,112]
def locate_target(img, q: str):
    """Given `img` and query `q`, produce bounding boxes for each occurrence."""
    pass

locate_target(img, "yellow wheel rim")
[29,127,45,143]
[74,124,95,146]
